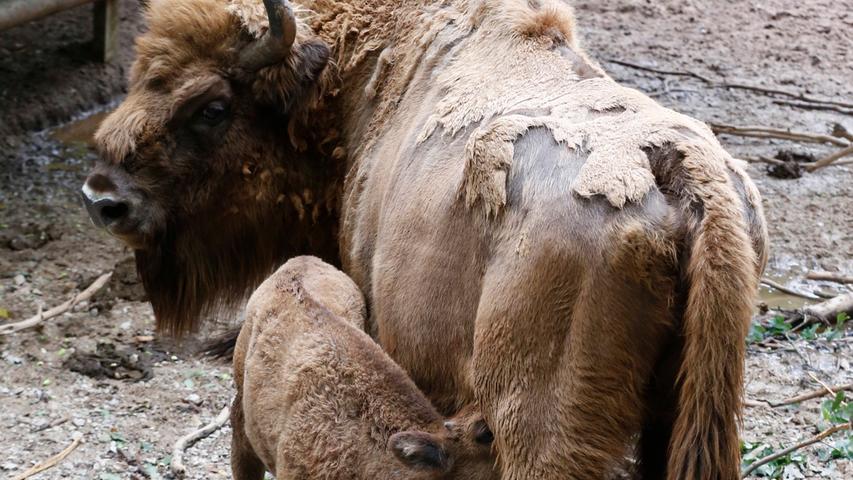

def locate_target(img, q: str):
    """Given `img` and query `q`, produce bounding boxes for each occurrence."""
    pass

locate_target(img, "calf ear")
[389,431,452,471]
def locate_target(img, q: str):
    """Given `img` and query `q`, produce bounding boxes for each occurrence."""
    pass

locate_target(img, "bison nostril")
[100,201,129,223]
[82,191,131,228]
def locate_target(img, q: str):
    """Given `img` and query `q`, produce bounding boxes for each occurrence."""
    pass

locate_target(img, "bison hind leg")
[231,392,266,480]
[635,334,682,479]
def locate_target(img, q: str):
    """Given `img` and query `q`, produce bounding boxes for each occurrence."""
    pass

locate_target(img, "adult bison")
[82,0,767,478]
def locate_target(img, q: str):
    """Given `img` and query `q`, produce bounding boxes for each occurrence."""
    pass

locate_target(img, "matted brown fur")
[85,1,768,479]
[231,256,498,479]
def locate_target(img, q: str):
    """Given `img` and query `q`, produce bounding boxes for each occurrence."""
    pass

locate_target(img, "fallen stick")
[805,145,853,172]
[761,383,853,408]
[741,422,851,478]
[803,292,853,322]
[772,100,853,116]
[709,123,849,148]
[741,156,786,166]
[11,437,83,480]
[605,58,714,83]
[761,278,822,301]
[0,272,112,335]
[806,271,853,284]
[605,59,853,109]
[30,415,69,433]
[171,405,231,477]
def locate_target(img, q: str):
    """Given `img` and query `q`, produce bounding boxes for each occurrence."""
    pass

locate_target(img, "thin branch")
[605,59,853,109]
[804,292,853,322]
[807,372,836,398]
[772,100,853,116]
[0,272,112,335]
[761,278,822,300]
[11,437,83,480]
[709,123,849,147]
[171,405,231,477]
[805,145,853,172]
[30,416,69,434]
[741,422,851,477]
[605,58,714,83]
[764,383,853,408]
[741,156,786,166]
[806,271,853,284]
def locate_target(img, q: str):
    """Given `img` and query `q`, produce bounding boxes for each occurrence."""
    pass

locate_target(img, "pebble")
[184,393,203,406]
[73,417,86,427]
[1,351,24,365]
[13,274,25,285]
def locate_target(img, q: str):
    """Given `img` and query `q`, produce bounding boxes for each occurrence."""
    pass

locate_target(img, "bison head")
[82,0,339,335]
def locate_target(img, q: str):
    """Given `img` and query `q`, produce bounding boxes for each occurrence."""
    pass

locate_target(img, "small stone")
[1,462,19,471]
[72,418,86,427]
[1,351,23,365]
[184,394,202,406]
[13,274,25,286]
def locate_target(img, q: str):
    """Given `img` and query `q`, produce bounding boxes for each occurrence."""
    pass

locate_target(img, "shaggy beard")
[134,211,289,336]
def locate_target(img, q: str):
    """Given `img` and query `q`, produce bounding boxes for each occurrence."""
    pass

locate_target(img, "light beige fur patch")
[441,48,730,212]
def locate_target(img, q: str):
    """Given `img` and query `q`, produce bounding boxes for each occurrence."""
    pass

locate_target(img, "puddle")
[758,282,815,310]
[51,109,110,147]
[758,272,847,311]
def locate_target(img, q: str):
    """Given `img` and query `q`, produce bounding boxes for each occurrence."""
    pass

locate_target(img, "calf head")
[390,409,498,479]
[82,0,336,335]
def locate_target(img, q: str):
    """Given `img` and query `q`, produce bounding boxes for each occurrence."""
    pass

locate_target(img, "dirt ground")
[0,0,850,479]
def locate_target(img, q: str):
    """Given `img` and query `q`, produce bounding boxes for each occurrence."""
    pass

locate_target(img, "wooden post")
[93,0,118,63]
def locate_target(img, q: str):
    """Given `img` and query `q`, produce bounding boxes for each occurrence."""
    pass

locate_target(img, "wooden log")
[92,0,118,63]
[0,0,93,32]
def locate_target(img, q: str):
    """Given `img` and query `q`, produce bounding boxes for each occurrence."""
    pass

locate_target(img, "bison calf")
[231,256,497,480]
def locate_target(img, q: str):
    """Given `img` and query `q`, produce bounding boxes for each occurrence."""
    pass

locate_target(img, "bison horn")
[236,0,298,72]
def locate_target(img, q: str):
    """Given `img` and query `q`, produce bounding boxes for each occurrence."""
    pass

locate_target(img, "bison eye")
[196,100,229,126]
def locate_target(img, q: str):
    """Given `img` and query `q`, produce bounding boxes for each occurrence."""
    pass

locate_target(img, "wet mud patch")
[64,342,154,382]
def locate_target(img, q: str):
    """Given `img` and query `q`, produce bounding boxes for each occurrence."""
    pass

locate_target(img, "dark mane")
[137,168,341,336]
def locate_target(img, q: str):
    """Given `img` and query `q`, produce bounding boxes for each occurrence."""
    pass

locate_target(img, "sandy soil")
[1,0,851,479]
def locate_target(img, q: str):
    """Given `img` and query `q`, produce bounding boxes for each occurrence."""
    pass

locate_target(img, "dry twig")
[741,422,851,477]
[709,123,849,147]
[605,59,853,110]
[760,383,853,408]
[11,437,83,480]
[30,416,69,434]
[171,405,231,477]
[0,272,112,335]
[805,145,853,172]
[804,292,853,323]
[741,156,786,166]
[761,278,822,301]
[806,271,853,284]
[807,372,836,398]
[772,100,853,116]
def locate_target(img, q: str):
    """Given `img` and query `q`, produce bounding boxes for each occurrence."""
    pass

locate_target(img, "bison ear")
[252,39,331,115]
[389,431,453,472]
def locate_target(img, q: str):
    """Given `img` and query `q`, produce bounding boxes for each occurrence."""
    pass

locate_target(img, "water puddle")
[51,109,109,148]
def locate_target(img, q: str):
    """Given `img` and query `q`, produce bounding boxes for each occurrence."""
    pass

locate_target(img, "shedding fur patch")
[455,74,728,213]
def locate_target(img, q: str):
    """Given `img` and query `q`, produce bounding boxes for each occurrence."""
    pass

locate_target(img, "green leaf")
[0,308,9,319]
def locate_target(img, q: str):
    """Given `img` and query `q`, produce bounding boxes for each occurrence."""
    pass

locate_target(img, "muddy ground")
[1,0,851,479]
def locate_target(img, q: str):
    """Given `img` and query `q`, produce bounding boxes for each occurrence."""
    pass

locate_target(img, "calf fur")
[231,256,498,480]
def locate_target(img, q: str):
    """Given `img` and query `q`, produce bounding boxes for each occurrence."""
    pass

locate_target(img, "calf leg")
[231,393,266,480]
